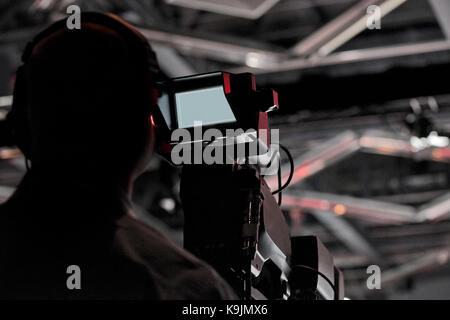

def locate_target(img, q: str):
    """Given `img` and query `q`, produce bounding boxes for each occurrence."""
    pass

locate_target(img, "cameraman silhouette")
[0,12,236,300]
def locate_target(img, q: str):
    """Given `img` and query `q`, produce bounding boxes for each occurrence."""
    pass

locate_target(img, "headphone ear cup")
[8,65,32,159]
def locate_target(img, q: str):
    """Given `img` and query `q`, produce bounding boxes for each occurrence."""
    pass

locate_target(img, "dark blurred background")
[1,0,450,299]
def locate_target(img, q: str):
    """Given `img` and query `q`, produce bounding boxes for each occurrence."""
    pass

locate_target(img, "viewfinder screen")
[175,86,236,129]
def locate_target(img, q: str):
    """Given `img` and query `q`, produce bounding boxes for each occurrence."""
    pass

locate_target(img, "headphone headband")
[21,12,159,74]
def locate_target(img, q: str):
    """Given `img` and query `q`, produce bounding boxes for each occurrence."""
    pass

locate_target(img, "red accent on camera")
[258,112,270,147]
[273,90,279,109]
[223,73,231,94]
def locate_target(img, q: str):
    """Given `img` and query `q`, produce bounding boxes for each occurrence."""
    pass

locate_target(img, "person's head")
[11,13,159,187]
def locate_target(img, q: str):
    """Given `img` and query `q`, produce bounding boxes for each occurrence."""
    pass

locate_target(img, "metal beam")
[0,95,12,108]
[165,0,280,20]
[266,131,359,189]
[381,249,450,287]
[0,23,283,68]
[290,0,407,57]
[268,128,450,191]
[314,209,381,262]
[343,248,450,298]
[0,148,22,160]
[0,185,15,203]
[268,127,450,194]
[136,27,283,67]
[291,0,382,56]
[1,24,448,73]
[283,188,450,225]
[429,0,450,40]
[151,43,196,77]
[282,191,418,224]
[229,39,450,74]
[418,192,450,222]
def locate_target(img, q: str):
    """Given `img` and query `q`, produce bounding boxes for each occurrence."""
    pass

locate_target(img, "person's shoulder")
[113,214,237,300]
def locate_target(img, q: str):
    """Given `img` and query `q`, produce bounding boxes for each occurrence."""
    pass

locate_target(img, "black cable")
[25,158,30,171]
[244,261,252,301]
[277,158,282,205]
[294,264,337,299]
[272,144,294,195]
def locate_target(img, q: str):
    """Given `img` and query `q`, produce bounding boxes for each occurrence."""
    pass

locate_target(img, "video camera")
[152,71,345,300]
[152,72,278,169]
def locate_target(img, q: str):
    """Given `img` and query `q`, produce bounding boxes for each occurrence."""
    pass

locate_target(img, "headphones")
[6,12,160,160]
